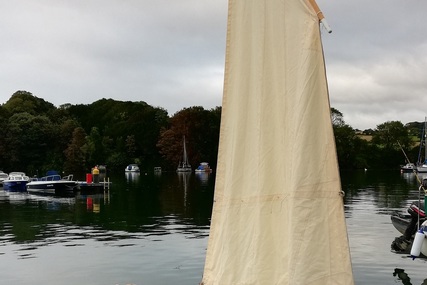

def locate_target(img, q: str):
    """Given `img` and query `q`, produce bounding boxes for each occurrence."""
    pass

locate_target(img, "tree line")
[0,91,220,179]
[0,91,422,178]
[331,108,423,170]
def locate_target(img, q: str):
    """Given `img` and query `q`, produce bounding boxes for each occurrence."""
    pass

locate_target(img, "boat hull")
[27,181,77,196]
[401,164,416,173]
[195,162,212,173]
[391,214,415,235]
[3,181,28,192]
[391,213,427,256]
[195,169,212,173]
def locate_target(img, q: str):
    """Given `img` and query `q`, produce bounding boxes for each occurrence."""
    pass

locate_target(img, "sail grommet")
[339,190,345,197]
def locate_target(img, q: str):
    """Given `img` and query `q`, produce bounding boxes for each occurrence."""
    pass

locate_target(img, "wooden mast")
[308,0,332,33]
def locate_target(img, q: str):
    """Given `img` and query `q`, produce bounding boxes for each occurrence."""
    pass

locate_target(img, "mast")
[177,135,191,171]
[424,117,427,164]
[183,135,189,167]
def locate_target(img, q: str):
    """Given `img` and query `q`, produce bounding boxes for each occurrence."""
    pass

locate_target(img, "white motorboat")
[27,174,77,196]
[125,164,140,172]
[3,172,29,192]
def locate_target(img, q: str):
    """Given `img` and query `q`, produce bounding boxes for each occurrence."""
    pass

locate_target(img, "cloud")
[0,0,227,114]
[1,0,427,130]
[321,0,427,129]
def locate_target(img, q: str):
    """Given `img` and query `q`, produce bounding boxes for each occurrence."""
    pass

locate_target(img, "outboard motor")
[391,180,427,253]
[407,179,427,219]
[408,201,425,219]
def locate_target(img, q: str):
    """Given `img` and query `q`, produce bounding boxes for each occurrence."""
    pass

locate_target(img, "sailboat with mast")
[177,135,192,172]
[200,0,353,284]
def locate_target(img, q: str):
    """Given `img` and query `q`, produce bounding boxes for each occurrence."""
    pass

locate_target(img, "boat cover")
[200,0,354,284]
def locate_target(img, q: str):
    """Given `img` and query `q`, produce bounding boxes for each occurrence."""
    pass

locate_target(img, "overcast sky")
[1,0,426,130]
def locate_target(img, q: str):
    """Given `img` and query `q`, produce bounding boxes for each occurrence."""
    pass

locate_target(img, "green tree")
[63,127,87,177]
[67,99,169,171]
[333,124,369,169]
[126,135,137,161]
[370,121,412,169]
[330,108,371,169]
[3,90,56,116]
[3,113,55,174]
[85,127,104,167]
[0,105,8,168]
[331,107,345,127]
[372,121,411,150]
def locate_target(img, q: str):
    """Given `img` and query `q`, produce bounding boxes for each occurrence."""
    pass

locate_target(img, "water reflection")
[340,170,426,216]
[1,211,209,260]
[3,170,427,284]
[177,172,191,206]
[3,191,29,204]
[177,172,191,191]
[195,172,210,186]
[400,172,427,185]
[394,268,427,285]
[125,171,140,183]
[0,173,214,257]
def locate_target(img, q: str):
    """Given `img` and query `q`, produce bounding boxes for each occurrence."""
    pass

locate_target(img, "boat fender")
[410,229,425,259]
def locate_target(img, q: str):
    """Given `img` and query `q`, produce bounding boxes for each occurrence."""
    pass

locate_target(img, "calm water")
[1,170,427,284]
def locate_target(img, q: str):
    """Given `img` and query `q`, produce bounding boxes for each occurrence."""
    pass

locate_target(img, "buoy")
[86,173,93,184]
[410,229,425,259]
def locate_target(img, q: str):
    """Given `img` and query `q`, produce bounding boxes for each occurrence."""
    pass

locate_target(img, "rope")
[398,141,426,193]
[398,141,426,230]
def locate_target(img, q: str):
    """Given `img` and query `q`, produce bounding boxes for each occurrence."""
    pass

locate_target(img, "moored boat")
[125,164,140,172]
[390,181,427,256]
[0,171,8,186]
[391,211,427,257]
[3,172,29,192]
[401,163,416,173]
[177,135,192,172]
[26,173,77,196]
[195,162,212,173]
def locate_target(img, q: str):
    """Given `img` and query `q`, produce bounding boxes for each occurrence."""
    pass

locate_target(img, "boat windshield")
[39,175,62,181]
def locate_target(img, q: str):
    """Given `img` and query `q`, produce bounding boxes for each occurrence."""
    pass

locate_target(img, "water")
[1,170,427,284]
[343,170,427,285]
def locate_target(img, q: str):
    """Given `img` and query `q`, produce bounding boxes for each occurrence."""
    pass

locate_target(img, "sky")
[1,0,426,130]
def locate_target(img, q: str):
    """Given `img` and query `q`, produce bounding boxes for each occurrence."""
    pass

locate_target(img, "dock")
[77,178,111,194]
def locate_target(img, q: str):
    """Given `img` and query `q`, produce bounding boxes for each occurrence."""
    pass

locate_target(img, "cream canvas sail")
[200,0,354,284]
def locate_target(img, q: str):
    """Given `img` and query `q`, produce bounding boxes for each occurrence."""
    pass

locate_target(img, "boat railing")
[39,175,62,181]
[62,174,74,181]
[6,175,30,181]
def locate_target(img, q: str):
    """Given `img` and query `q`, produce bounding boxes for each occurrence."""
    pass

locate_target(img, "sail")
[201,0,354,284]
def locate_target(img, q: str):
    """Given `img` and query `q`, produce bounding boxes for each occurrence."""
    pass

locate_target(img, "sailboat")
[417,117,427,173]
[200,0,353,284]
[176,135,192,172]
